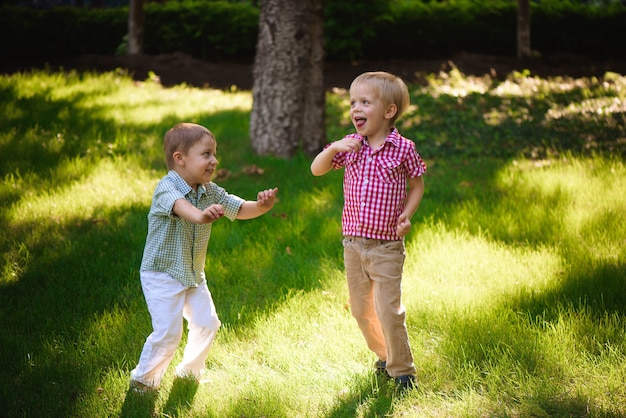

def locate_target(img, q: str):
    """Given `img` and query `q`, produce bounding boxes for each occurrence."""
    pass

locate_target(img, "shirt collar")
[167,170,207,197]
[362,127,401,148]
[386,127,401,147]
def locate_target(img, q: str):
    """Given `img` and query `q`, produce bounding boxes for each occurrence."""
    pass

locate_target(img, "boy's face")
[175,134,218,188]
[349,84,396,141]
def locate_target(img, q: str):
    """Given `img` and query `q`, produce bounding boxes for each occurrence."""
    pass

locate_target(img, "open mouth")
[354,117,366,128]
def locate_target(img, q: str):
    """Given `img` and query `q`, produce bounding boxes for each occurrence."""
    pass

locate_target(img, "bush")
[142,2,258,60]
[0,0,624,65]
[1,6,126,63]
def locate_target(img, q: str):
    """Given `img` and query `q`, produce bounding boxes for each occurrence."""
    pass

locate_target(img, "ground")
[62,51,626,90]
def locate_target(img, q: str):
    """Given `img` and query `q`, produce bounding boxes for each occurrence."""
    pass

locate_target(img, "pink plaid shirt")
[330,128,426,240]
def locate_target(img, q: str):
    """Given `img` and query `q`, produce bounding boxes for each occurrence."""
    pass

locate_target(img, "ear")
[172,151,185,166]
[384,103,398,120]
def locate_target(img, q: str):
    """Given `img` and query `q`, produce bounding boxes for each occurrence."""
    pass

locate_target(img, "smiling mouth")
[354,117,366,128]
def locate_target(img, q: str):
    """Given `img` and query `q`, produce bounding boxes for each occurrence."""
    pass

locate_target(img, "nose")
[351,102,363,113]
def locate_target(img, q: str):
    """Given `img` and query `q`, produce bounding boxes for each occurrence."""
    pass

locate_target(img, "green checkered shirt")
[140,170,244,287]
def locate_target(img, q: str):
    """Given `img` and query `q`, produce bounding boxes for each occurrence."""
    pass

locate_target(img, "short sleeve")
[405,141,427,178]
[152,177,185,217]
[205,183,245,221]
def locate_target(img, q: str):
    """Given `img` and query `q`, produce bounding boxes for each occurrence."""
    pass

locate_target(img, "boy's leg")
[343,237,387,362]
[368,240,416,378]
[131,271,186,388]
[175,279,221,380]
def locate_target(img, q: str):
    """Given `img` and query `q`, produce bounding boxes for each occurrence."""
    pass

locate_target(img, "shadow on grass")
[162,376,199,417]
[119,387,158,418]
[403,81,626,161]
[325,374,401,418]
[406,148,625,414]
[510,259,626,321]
[0,204,150,416]
[0,79,253,183]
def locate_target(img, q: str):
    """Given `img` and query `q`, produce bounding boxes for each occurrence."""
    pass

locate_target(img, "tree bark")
[517,0,531,61]
[250,0,325,158]
[128,0,144,55]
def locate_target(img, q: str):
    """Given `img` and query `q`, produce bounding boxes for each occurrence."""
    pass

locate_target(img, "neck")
[366,127,392,148]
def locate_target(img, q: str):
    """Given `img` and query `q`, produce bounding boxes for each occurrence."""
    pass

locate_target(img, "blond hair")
[163,123,215,170]
[350,71,410,126]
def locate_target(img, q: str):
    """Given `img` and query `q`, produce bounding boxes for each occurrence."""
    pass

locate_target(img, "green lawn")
[0,66,625,417]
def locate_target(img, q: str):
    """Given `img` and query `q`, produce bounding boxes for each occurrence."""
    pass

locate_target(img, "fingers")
[258,187,278,201]
[344,138,362,153]
[349,139,362,153]
[204,204,224,221]
[334,138,362,153]
[397,214,411,237]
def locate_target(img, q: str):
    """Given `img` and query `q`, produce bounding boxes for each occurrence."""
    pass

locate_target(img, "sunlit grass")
[0,68,625,417]
[9,158,154,223]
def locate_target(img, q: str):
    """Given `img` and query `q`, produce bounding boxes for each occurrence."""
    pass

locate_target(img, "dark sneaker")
[374,359,389,376]
[394,374,417,390]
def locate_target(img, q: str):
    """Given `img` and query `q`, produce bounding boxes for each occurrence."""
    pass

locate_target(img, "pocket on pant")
[381,239,405,255]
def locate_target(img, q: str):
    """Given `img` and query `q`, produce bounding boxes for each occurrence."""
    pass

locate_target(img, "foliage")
[324,0,393,61]
[142,1,258,59]
[370,1,510,58]
[1,0,625,64]
[0,6,126,61]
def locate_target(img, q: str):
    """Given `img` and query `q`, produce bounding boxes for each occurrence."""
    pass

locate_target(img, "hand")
[396,213,412,237]
[256,187,278,211]
[332,137,362,153]
[202,204,225,223]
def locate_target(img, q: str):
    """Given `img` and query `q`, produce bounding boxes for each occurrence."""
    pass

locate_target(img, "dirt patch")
[15,51,626,90]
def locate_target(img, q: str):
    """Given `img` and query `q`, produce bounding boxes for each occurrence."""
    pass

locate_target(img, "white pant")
[130,271,221,388]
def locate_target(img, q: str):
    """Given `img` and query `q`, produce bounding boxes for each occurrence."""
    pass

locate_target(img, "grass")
[0,64,625,417]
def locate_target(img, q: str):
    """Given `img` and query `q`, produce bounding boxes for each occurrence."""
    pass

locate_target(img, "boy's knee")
[377,307,405,326]
[195,316,221,334]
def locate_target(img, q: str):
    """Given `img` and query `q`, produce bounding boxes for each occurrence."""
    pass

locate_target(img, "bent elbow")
[310,164,329,176]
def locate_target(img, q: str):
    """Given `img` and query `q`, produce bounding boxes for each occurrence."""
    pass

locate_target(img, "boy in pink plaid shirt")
[311,71,426,389]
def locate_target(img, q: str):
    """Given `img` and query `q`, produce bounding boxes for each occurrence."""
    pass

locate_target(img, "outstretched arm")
[236,187,279,220]
[396,175,425,237]
[310,137,362,176]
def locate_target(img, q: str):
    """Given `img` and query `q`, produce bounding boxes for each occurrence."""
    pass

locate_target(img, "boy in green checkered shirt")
[130,123,278,392]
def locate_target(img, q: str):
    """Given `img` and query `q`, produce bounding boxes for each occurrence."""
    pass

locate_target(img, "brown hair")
[350,71,410,126]
[163,123,215,170]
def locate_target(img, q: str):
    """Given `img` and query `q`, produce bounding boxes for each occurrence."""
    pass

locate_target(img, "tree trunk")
[250,0,325,158]
[517,0,531,61]
[128,0,144,55]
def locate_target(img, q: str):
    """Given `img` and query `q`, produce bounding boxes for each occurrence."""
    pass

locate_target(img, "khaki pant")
[343,236,416,377]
